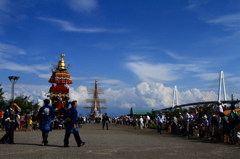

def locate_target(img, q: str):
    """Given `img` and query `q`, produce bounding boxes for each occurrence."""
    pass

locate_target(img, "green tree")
[12,95,39,114]
[0,84,7,109]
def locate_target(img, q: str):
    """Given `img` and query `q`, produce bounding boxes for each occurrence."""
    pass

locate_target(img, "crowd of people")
[1,99,240,147]
[109,103,240,145]
[0,108,86,132]
[0,99,85,147]
[164,104,240,145]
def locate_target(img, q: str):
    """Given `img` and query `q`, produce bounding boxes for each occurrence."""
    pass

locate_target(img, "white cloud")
[207,13,240,35]
[3,84,50,101]
[126,55,149,61]
[126,61,181,84]
[194,73,219,81]
[3,81,233,115]
[163,50,187,60]
[120,102,136,109]
[99,79,127,89]
[0,43,26,57]
[0,43,51,76]
[38,17,124,33]
[39,73,52,79]
[125,54,221,85]
[38,17,106,33]
[207,13,240,27]
[0,58,50,74]
[69,86,89,105]
[65,0,98,14]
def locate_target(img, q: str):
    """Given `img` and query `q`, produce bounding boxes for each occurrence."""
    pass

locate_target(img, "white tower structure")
[172,85,179,108]
[218,71,227,102]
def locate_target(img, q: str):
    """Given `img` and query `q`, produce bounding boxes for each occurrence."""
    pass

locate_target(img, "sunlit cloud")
[3,81,236,116]
[125,53,224,86]
[39,73,52,79]
[126,61,181,84]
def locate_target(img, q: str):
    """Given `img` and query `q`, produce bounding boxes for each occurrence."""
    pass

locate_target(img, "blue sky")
[1,0,240,116]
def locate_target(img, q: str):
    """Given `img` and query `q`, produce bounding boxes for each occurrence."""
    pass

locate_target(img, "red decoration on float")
[47,54,72,111]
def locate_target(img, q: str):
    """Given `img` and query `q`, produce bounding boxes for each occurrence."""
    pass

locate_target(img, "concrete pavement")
[0,123,239,159]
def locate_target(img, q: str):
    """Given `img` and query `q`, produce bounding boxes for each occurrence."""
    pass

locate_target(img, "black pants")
[32,124,37,130]
[0,123,15,143]
[42,131,49,144]
[157,123,162,133]
[64,132,82,146]
[102,122,108,130]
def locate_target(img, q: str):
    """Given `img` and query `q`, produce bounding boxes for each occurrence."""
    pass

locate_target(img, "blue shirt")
[37,104,55,131]
[65,107,79,133]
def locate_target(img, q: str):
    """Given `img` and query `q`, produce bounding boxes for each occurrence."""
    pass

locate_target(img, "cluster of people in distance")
[156,103,240,145]
[0,99,85,147]
[109,103,240,145]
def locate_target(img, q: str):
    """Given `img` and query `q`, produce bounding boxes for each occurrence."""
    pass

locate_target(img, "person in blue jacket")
[64,100,85,147]
[0,102,21,144]
[37,99,55,146]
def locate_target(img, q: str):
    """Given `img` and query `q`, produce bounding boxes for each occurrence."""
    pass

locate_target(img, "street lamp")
[8,76,20,100]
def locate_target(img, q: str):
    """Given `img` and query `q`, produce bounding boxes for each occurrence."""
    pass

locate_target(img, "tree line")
[0,84,39,114]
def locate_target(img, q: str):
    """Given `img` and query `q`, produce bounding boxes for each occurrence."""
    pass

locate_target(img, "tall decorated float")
[47,54,72,115]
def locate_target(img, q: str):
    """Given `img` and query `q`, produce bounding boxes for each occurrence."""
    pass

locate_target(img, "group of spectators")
[0,99,85,147]
[1,100,239,146]
[0,109,36,131]
[157,103,240,145]
[0,110,86,132]
[109,103,240,145]
[111,115,152,129]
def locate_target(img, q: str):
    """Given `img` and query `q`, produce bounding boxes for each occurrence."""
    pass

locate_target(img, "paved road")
[0,123,239,159]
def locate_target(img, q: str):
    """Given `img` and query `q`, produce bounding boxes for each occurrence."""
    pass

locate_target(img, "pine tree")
[13,95,39,114]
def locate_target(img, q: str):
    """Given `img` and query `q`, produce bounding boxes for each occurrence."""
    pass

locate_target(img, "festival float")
[47,54,72,114]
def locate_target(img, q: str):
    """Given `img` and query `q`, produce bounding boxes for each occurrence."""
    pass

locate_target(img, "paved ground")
[0,123,239,159]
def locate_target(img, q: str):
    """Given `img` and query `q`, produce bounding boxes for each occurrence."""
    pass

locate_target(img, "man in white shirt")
[139,116,143,129]
[184,110,190,138]
[157,112,165,134]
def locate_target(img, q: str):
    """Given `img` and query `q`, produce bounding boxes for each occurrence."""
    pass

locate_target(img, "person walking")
[139,116,144,129]
[37,99,55,146]
[157,111,165,134]
[19,113,25,129]
[0,102,21,144]
[102,113,110,130]
[64,100,85,147]
[25,112,32,131]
